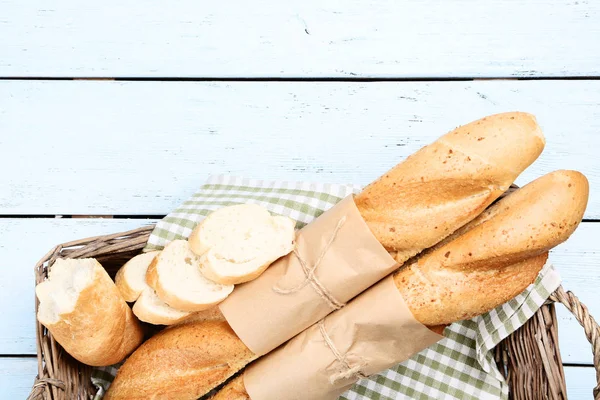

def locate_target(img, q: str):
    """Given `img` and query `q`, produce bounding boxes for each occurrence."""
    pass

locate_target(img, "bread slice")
[188,204,296,285]
[36,258,143,366]
[146,240,234,312]
[133,288,191,325]
[115,251,161,302]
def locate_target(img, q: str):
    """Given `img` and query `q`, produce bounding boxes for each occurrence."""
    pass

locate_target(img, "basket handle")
[549,286,600,399]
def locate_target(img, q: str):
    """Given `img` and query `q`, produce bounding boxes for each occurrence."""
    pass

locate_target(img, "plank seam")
[2,76,600,82]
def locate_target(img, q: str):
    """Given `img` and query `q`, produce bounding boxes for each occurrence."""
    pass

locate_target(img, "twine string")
[318,320,367,384]
[273,216,347,311]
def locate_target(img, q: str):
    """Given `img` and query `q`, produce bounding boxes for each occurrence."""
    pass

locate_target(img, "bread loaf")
[103,319,257,400]
[188,204,296,285]
[356,111,544,262]
[104,113,549,399]
[396,169,588,325]
[146,240,234,311]
[35,258,144,366]
[207,170,588,400]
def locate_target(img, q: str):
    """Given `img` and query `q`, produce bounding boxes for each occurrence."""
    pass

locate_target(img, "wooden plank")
[0,357,596,399]
[1,218,598,366]
[565,367,599,400]
[0,1,599,78]
[0,357,37,400]
[1,80,600,216]
[0,218,158,355]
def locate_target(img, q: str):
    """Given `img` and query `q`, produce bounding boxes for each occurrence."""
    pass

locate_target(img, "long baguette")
[104,113,546,399]
[207,170,588,400]
[356,111,544,261]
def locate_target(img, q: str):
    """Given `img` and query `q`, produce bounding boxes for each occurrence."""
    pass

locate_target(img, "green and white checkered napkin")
[93,175,561,400]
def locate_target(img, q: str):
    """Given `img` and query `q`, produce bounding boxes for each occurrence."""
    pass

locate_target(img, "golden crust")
[209,375,250,400]
[394,170,589,326]
[105,320,256,400]
[43,263,143,366]
[355,112,545,258]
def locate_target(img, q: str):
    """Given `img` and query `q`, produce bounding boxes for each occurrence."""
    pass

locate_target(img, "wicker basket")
[28,225,600,400]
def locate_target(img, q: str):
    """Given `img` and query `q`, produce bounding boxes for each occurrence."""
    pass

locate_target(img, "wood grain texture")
[0,218,597,366]
[1,80,599,216]
[0,358,595,400]
[0,0,599,78]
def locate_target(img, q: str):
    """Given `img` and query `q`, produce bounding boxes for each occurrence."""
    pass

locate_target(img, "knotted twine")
[272,215,367,383]
[272,216,347,311]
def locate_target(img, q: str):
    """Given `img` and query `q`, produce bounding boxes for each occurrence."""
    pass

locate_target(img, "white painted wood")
[0,1,599,78]
[0,218,598,366]
[565,367,598,400]
[0,357,37,399]
[0,218,158,355]
[1,80,599,216]
[0,357,596,400]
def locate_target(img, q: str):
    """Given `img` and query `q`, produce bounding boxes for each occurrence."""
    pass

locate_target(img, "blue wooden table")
[1,1,599,398]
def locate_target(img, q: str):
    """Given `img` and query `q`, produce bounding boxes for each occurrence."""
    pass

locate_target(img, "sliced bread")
[115,251,161,302]
[146,240,234,312]
[113,250,192,325]
[133,288,191,325]
[188,204,296,285]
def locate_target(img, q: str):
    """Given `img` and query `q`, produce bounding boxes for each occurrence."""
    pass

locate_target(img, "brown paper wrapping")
[219,195,398,355]
[244,276,443,400]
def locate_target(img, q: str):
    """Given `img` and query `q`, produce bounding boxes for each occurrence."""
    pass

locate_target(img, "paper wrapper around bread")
[243,276,443,400]
[219,195,400,356]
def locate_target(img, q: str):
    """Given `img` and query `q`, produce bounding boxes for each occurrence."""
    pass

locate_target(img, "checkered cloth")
[92,175,561,400]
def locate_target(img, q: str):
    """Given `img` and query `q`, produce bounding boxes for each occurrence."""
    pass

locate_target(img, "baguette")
[103,319,257,400]
[35,258,144,366]
[356,111,544,262]
[104,113,547,399]
[397,169,588,325]
[207,170,588,400]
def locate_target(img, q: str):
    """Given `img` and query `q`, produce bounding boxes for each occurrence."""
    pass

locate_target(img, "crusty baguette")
[146,240,234,311]
[104,319,257,400]
[356,111,544,262]
[36,258,144,366]
[115,251,161,302]
[396,169,588,325]
[108,170,587,400]
[188,204,296,285]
